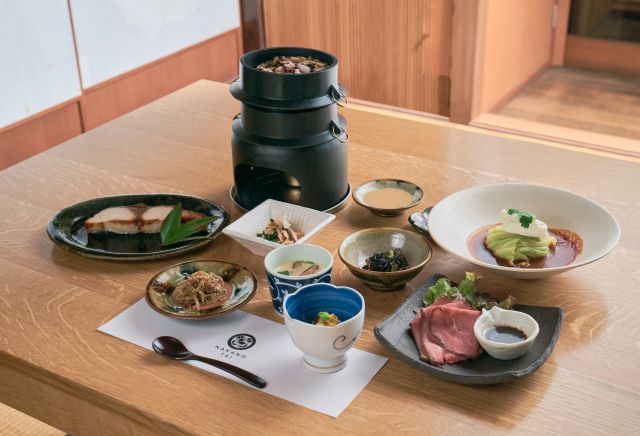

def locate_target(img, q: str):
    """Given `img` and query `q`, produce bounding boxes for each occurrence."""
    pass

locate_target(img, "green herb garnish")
[279,270,290,276]
[506,208,535,228]
[317,312,331,321]
[160,204,220,246]
[257,231,280,242]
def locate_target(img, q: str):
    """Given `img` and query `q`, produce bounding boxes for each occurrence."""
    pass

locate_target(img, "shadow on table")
[372,360,557,431]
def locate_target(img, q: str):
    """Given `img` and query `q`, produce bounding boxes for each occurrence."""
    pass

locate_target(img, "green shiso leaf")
[160,203,182,243]
[160,205,220,246]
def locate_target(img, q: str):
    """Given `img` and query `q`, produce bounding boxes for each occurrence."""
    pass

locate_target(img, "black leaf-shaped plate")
[47,194,229,261]
[374,274,563,384]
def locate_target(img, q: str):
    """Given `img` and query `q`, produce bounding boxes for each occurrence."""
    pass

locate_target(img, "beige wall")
[475,0,555,114]
[263,0,453,116]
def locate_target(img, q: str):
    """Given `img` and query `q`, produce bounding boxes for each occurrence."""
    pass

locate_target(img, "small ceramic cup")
[283,283,365,373]
[264,244,333,315]
[474,306,540,360]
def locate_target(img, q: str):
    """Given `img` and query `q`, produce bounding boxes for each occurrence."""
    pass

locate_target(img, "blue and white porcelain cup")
[283,283,365,373]
[264,244,333,316]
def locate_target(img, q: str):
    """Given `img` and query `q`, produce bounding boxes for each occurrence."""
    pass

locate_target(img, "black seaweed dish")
[374,274,563,385]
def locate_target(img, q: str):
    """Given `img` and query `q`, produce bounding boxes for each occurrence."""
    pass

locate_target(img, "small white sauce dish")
[474,306,540,360]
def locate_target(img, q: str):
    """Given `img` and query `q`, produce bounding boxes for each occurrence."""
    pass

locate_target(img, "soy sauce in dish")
[467,224,583,268]
[485,326,527,344]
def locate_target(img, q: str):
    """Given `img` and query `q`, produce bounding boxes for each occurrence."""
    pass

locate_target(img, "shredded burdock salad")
[172,271,228,310]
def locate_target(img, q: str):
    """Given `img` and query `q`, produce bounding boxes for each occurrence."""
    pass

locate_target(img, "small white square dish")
[222,199,336,256]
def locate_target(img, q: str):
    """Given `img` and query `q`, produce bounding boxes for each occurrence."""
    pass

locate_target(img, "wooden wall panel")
[81,28,241,130]
[449,0,480,123]
[262,0,452,115]
[0,102,82,170]
[565,35,640,75]
[477,0,555,113]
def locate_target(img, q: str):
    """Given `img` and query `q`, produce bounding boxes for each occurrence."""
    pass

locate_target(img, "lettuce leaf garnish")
[422,272,515,310]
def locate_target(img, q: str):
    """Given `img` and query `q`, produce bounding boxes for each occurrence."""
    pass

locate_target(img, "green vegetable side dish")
[485,227,556,266]
[160,204,221,246]
[506,208,535,229]
[318,311,331,320]
[422,272,515,310]
[313,311,340,327]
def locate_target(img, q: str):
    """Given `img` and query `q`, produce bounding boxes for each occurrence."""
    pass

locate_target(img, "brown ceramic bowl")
[338,228,432,291]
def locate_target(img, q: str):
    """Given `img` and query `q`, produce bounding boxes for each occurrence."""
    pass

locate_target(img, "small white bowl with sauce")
[353,179,423,217]
[474,306,539,360]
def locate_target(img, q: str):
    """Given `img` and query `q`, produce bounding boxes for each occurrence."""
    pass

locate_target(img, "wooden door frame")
[551,0,571,65]
[449,0,481,124]
[239,0,265,53]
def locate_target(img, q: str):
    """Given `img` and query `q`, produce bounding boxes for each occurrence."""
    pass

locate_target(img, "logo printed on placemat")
[227,333,256,350]
[213,334,256,360]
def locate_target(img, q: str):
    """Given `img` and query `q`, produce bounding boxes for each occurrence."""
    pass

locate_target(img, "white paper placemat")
[98,299,388,417]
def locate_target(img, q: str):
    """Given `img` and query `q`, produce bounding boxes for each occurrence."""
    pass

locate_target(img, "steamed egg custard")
[468,208,583,268]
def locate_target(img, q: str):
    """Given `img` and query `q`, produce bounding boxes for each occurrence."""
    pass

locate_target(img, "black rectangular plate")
[374,274,563,385]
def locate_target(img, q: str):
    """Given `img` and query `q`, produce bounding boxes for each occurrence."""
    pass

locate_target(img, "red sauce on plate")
[467,224,583,268]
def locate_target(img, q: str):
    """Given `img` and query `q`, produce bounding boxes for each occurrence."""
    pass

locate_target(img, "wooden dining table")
[0,80,638,435]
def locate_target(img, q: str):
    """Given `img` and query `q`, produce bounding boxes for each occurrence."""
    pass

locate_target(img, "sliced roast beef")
[410,298,482,365]
[420,307,466,365]
[410,315,428,362]
[430,306,482,360]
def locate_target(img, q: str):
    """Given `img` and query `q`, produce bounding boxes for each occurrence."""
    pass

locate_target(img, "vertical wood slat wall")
[0,28,241,171]
[262,0,452,116]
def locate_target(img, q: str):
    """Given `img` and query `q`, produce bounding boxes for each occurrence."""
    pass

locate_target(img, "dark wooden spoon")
[152,336,267,389]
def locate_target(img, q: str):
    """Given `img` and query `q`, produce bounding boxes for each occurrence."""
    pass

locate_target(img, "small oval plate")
[47,193,229,261]
[145,260,258,320]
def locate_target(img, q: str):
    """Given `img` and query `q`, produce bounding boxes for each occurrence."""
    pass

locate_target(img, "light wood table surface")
[0,80,638,435]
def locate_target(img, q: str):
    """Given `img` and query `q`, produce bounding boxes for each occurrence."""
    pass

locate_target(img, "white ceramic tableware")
[474,307,540,360]
[427,183,620,279]
[222,199,335,256]
[283,283,365,373]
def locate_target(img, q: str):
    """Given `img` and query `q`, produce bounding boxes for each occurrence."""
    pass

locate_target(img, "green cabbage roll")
[485,226,556,266]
